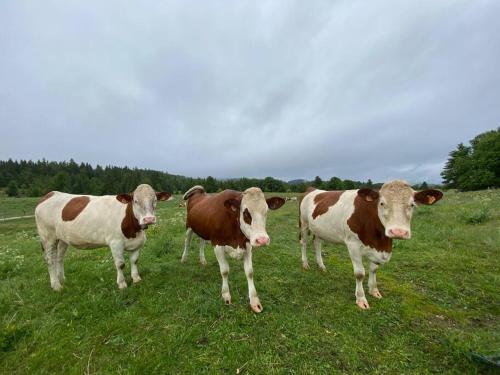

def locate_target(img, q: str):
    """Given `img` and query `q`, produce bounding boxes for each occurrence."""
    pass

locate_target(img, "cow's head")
[224,187,286,247]
[117,184,171,226]
[357,180,442,240]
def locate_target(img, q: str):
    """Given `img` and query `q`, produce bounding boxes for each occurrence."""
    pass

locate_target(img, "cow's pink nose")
[388,228,409,239]
[255,236,270,246]
[143,216,156,225]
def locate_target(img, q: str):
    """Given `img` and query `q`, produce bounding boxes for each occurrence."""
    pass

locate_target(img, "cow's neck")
[121,202,142,239]
[347,197,392,253]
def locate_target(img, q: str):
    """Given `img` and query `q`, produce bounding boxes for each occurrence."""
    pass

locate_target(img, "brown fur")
[347,195,392,252]
[37,191,55,206]
[121,202,142,239]
[312,191,344,219]
[186,190,248,248]
[61,196,90,221]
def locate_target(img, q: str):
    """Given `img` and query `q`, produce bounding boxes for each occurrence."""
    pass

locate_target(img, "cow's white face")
[224,187,285,247]
[117,184,171,226]
[358,180,443,239]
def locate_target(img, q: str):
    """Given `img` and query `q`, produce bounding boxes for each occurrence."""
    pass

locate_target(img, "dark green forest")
[0,159,384,197]
[441,128,499,191]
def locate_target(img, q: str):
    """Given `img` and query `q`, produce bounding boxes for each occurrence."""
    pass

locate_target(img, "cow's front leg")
[244,244,262,313]
[130,249,141,283]
[347,243,369,309]
[110,242,127,289]
[368,262,382,299]
[214,245,231,305]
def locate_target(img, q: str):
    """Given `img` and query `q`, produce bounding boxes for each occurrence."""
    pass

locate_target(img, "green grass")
[0,197,39,219]
[0,190,499,374]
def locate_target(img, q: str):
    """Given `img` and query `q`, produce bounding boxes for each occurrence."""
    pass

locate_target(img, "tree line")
[0,159,395,197]
[441,128,499,191]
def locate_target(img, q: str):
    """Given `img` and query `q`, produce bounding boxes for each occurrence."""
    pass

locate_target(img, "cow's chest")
[362,246,392,264]
[224,246,246,259]
[123,231,146,251]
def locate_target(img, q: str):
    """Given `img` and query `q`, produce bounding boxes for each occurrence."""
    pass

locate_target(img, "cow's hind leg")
[347,242,369,309]
[313,235,326,272]
[300,217,310,269]
[42,239,63,291]
[56,240,68,284]
[368,262,382,299]
[130,249,141,283]
[214,245,231,305]
[199,239,207,266]
[181,228,193,263]
[110,242,127,289]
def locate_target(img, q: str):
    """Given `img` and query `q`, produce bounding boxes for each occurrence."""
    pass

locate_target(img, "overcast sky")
[1,1,498,183]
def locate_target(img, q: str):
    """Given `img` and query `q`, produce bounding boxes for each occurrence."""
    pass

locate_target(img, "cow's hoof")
[222,293,232,305]
[303,262,310,270]
[200,259,207,266]
[250,298,263,313]
[118,282,128,289]
[369,289,382,299]
[132,276,142,283]
[356,299,370,310]
[319,265,327,272]
[51,283,63,291]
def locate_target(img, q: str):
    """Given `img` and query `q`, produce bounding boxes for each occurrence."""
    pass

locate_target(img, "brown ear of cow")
[266,197,286,210]
[357,188,379,202]
[116,194,133,204]
[224,198,241,212]
[414,189,443,205]
[156,192,172,201]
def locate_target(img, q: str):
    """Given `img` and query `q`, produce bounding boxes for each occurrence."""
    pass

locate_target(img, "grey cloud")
[1,0,498,184]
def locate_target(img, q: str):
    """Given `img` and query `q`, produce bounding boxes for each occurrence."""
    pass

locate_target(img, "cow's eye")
[243,208,252,224]
[379,202,385,207]
[134,199,138,204]
[410,202,416,208]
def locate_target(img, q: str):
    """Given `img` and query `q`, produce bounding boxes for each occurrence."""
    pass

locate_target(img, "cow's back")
[302,189,359,243]
[36,192,129,248]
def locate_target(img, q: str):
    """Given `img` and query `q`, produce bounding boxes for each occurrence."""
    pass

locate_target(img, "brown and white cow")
[299,180,442,309]
[181,185,285,313]
[35,184,171,290]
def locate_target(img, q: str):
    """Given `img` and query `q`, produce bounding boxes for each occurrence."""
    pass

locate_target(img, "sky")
[1,1,499,183]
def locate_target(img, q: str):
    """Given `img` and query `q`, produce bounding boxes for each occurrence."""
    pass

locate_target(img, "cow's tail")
[183,185,205,201]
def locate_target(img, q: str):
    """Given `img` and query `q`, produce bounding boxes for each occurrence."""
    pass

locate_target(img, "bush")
[460,207,490,224]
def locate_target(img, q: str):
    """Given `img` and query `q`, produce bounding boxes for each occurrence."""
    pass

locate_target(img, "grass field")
[0,190,499,373]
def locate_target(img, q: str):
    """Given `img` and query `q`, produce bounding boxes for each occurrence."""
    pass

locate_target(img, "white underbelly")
[224,246,246,259]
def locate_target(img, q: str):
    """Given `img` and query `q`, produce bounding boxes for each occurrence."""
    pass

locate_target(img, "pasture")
[0,190,499,373]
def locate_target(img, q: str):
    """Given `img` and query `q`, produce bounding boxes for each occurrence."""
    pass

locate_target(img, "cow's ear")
[357,188,379,202]
[267,197,286,210]
[224,198,241,212]
[156,192,172,201]
[414,189,443,205]
[116,194,133,204]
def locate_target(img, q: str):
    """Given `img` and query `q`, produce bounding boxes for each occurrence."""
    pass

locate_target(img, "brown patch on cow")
[347,196,392,252]
[61,196,90,221]
[243,208,252,225]
[312,191,343,219]
[121,202,142,239]
[37,191,55,206]
[186,189,248,248]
